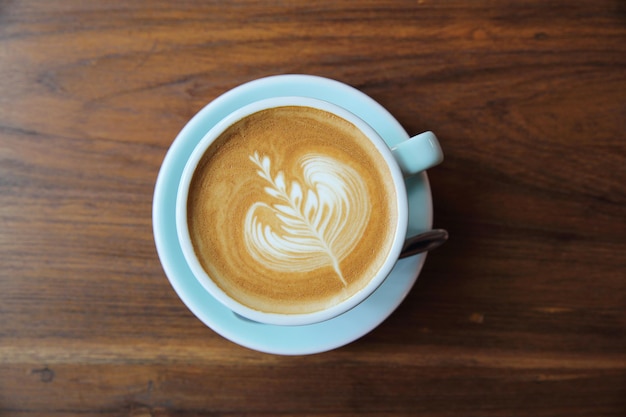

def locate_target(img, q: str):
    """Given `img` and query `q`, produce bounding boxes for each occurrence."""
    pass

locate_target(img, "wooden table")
[1,1,624,416]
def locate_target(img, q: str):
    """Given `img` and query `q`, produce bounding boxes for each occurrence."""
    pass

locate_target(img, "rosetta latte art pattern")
[244,152,371,286]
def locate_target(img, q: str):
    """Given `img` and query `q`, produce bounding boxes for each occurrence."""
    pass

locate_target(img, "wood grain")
[1,1,625,416]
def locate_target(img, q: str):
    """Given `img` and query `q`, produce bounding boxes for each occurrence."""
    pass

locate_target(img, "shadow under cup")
[175,97,423,326]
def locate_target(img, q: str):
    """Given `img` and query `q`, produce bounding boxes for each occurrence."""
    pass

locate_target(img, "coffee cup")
[176,96,443,326]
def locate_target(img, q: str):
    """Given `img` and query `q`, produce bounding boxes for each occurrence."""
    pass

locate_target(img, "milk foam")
[244,151,370,286]
[186,106,398,315]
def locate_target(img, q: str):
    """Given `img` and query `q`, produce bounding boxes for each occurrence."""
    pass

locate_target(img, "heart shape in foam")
[244,151,371,286]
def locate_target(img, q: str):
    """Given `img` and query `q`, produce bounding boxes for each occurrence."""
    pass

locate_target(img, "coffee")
[187,106,398,315]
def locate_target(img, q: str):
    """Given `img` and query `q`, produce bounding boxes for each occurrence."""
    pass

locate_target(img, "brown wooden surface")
[1,1,625,416]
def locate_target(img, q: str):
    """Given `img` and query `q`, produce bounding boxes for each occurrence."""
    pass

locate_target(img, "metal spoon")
[399,228,448,259]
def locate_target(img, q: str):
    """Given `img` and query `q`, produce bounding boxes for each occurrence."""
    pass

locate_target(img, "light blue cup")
[175,96,443,326]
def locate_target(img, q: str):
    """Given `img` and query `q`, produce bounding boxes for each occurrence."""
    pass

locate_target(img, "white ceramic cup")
[176,96,443,326]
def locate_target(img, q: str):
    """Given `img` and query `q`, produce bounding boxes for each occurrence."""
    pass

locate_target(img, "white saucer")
[152,74,433,355]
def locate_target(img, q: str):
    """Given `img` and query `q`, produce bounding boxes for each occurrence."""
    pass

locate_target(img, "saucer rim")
[153,74,433,355]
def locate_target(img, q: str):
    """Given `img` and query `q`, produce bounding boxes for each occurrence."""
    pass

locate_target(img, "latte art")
[186,106,398,314]
[244,152,371,286]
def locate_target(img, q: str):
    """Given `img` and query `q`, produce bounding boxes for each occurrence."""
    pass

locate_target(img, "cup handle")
[390,131,444,176]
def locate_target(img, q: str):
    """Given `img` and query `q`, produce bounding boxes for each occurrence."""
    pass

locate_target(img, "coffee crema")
[187,106,398,314]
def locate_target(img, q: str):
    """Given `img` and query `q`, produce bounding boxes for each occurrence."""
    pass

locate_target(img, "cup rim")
[176,96,409,326]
